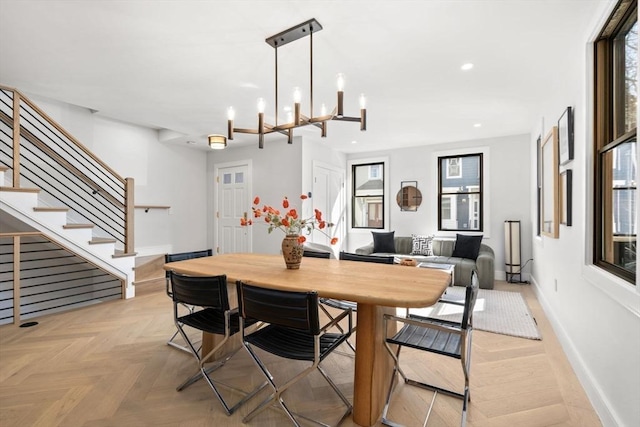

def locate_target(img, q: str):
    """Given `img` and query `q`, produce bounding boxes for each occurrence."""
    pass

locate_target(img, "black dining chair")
[381,270,480,427]
[169,271,267,415]
[236,281,353,426]
[165,249,212,352]
[318,251,395,353]
[339,251,395,264]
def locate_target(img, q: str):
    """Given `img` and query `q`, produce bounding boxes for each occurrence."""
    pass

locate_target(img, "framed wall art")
[560,169,572,226]
[558,106,574,165]
[541,126,559,238]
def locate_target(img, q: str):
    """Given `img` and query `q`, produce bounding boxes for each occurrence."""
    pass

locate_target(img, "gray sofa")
[355,236,495,289]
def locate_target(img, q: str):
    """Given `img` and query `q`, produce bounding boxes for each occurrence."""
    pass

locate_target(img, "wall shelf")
[135,205,171,213]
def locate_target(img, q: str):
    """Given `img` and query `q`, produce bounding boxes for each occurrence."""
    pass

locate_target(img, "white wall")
[29,95,209,256]
[529,3,640,426]
[346,133,532,282]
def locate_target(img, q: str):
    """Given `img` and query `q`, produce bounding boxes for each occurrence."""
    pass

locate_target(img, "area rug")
[413,287,542,340]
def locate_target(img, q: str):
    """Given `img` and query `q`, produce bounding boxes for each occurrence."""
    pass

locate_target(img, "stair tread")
[63,223,94,229]
[113,251,138,258]
[89,237,117,244]
[34,207,70,212]
[0,186,40,193]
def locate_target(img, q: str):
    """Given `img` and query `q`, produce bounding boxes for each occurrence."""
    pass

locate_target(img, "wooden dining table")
[164,253,451,427]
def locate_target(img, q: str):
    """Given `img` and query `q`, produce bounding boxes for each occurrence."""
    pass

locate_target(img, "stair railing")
[0,85,134,254]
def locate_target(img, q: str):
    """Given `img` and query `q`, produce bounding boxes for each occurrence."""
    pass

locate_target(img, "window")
[438,153,483,231]
[352,162,385,228]
[594,0,637,284]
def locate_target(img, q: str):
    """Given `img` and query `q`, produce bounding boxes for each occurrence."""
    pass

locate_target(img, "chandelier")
[223,18,366,149]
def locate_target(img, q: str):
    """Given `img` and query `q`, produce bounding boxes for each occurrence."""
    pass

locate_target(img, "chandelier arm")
[331,116,362,123]
[232,127,277,135]
[309,114,334,123]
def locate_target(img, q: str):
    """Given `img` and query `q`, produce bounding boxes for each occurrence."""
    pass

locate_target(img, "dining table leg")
[353,303,396,426]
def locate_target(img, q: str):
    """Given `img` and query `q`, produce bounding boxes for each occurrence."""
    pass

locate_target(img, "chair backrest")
[303,249,331,259]
[236,281,320,335]
[169,271,230,310]
[461,270,480,330]
[339,251,394,264]
[165,249,213,278]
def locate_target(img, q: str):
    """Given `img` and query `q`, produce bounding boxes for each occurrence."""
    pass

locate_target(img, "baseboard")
[530,276,618,427]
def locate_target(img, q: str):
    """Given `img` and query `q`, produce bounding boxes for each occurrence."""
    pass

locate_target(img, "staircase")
[1,169,135,286]
[0,85,137,326]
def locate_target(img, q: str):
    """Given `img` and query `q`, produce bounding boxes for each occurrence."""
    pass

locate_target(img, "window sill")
[582,264,640,318]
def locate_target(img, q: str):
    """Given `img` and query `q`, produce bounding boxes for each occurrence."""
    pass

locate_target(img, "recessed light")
[461,63,474,71]
[473,123,482,128]
[351,140,357,144]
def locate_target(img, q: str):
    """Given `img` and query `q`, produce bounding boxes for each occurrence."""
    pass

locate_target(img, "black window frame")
[351,161,385,229]
[593,0,637,284]
[437,153,483,232]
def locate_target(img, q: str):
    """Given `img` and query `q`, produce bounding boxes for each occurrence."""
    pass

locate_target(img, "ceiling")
[0,0,608,153]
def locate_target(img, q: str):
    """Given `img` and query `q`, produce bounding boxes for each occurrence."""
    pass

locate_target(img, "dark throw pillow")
[372,231,396,253]
[451,234,483,260]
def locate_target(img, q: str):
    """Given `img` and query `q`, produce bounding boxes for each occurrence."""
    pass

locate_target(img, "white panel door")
[312,163,346,253]
[217,164,250,254]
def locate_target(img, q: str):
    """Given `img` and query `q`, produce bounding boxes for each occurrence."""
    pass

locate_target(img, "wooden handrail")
[0,84,126,184]
[0,85,135,252]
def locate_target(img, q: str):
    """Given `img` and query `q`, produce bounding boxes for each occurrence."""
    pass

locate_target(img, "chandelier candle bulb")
[257,98,266,113]
[336,73,345,91]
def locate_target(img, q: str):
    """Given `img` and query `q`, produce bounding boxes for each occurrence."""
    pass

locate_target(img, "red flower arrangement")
[240,194,338,245]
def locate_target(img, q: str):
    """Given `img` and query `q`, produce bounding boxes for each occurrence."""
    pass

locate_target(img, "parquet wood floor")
[0,279,601,427]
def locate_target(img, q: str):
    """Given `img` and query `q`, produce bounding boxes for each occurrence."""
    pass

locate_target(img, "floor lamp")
[504,220,521,283]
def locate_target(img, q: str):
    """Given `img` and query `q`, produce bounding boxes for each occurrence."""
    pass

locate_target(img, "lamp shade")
[208,134,227,150]
[504,220,521,283]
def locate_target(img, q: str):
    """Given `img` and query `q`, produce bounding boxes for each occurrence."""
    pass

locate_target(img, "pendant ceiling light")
[226,18,366,149]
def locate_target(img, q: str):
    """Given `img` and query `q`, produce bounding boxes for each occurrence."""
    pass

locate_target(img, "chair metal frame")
[170,271,267,415]
[381,270,479,427]
[165,249,212,353]
[236,281,353,427]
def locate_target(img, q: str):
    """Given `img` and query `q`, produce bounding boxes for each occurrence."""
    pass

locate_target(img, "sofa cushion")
[411,234,434,256]
[372,231,396,253]
[451,234,483,260]
[431,239,455,257]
